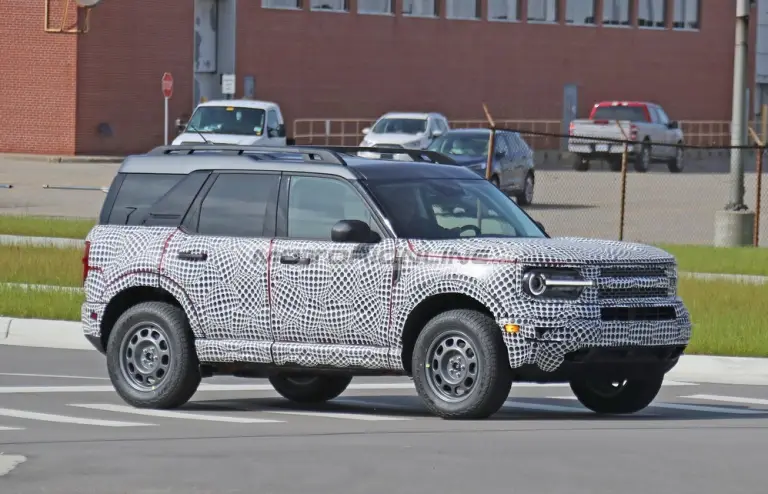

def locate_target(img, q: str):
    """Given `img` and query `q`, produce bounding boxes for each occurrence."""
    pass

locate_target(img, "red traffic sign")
[161,72,174,98]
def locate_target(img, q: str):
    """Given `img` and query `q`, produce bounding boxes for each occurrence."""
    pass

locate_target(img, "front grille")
[601,266,667,278]
[601,306,676,321]
[598,286,669,299]
[597,263,674,299]
[373,143,403,149]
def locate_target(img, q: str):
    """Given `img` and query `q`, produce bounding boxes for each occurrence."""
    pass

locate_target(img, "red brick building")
[0,0,756,156]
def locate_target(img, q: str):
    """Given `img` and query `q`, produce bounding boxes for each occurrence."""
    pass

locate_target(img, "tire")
[412,309,512,420]
[668,142,684,173]
[607,157,623,172]
[569,373,664,415]
[634,142,651,173]
[106,301,201,409]
[515,172,534,206]
[573,155,590,171]
[490,175,500,188]
[269,373,352,403]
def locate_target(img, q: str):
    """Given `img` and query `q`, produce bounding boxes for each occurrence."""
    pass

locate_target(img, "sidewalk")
[0,153,124,164]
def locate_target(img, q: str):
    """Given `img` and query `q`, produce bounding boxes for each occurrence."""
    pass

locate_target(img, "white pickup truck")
[567,101,684,173]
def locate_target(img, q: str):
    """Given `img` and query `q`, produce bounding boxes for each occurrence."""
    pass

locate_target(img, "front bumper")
[499,298,692,373]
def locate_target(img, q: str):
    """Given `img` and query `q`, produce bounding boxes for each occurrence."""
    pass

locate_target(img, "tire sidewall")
[106,304,195,406]
[412,315,500,416]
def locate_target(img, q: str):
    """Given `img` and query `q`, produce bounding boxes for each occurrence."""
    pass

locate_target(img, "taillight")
[629,124,638,140]
[569,122,575,135]
[82,240,91,286]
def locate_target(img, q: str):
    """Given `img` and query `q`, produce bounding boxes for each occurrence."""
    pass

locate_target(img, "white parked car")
[359,112,450,159]
[173,99,287,146]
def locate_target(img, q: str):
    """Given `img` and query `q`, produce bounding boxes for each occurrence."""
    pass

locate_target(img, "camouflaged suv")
[81,144,692,419]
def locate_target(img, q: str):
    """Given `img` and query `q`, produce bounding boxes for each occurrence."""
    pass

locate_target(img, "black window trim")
[102,172,187,226]
[180,169,281,238]
[98,173,127,224]
[275,172,393,241]
[142,170,212,228]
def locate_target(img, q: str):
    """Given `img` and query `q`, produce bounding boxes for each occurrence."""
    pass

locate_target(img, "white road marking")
[0,407,154,427]
[0,380,697,395]
[334,398,419,412]
[0,455,26,477]
[681,394,768,407]
[0,372,109,380]
[69,403,284,424]
[550,396,765,415]
[503,400,592,414]
[0,426,25,431]
[262,410,410,421]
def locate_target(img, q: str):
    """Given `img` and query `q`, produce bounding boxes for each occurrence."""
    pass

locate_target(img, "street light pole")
[726,0,751,211]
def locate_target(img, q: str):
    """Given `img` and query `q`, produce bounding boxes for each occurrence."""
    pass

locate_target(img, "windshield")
[371,118,427,135]
[591,106,647,122]
[428,133,490,157]
[186,106,266,135]
[364,178,546,239]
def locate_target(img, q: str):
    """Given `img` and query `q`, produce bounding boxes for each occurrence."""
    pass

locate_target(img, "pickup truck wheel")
[106,301,201,409]
[515,173,534,206]
[573,155,590,171]
[634,143,651,173]
[269,373,352,403]
[412,309,512,420]
[607,157,622,172]
[569,374,664,414]
[668,144,684,173]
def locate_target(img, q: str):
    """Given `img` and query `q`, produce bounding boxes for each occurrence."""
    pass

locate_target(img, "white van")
[173,99,287,146]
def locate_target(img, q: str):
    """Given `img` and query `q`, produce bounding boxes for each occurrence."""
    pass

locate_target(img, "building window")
[310,0,348,11]
[603,0,632,26]
[673,0,699,30]
[488,0,520,21]
[446,0,479,19]
[528,0,558,23]
[565,0,596,25]
[262,0,302,8]
[403,0,438,17]
[358,0,392,14]
[638,0,666,27]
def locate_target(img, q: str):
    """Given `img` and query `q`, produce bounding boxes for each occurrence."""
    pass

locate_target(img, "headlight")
[522,268,594,300]
[403,140,422,148]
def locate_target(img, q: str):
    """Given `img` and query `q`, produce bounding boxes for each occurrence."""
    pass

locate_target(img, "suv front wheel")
[569,374,664,414]
[106,301,201,409]
[269,373,353,403]
[412,309,512,419]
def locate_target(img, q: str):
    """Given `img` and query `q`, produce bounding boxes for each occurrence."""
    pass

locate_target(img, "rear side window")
[591,105,648,122]
[196,173,279,237]
[107,173,183,225]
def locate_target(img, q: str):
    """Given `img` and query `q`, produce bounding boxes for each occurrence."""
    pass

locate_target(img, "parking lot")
[1,154,766,246]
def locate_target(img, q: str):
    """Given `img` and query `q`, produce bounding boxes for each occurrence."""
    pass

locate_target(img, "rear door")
[161,170,280,362]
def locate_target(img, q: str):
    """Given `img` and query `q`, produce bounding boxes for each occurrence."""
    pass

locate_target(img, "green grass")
[656,243,768,277]
[680,278,768,357]
[0,285,83,321]
[0,245,83,287]
[0,214,95,239]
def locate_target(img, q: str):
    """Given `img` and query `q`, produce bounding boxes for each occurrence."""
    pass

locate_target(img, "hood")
[171,133,267,145]
[362,133,424,147]
[406,237,675,266]
[448,154,488,166]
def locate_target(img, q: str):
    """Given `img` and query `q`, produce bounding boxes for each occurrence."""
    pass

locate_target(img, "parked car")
[173,99,287,146]
[427,128,536,206]
[567,101,684,173]
[81,143,691,420]
[358,112,450,159]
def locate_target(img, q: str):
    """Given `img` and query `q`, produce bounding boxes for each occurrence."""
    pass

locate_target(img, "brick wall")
[0,0,77,154]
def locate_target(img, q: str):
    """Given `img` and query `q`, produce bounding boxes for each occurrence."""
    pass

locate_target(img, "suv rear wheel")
[106,301,201,409]
[269,374,353,403]
[569,374,664,414]
[412,309,512,419]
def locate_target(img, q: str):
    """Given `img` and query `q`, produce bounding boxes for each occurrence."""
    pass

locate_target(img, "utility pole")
[726,0,751,211]
[715,0,756,246]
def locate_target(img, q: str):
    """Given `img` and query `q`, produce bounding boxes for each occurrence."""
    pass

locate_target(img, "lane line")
[0,379,698,395]
[69,403,284,424]
[262,410,410,421]
[503,401,591,414]
[681,394,768,407]
[550,396,765,415]
[0,426,25,431]
[0,372,109,380]
[0,407,154,427]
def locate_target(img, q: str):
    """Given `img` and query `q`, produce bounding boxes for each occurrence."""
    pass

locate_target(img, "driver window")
[286,176,381,241]
[427,189,518,237]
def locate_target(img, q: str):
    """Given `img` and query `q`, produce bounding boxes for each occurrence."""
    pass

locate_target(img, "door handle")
[279,254,310,265]
[177,251,208,261]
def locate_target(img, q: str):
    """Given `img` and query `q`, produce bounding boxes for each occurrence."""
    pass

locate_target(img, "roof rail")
[301,146,457,165]
[146,144,346,165]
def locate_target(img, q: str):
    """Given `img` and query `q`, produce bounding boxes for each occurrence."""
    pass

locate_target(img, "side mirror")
[668,121,679,129]
[494,150,505,159]
[362,127,371,135]
[277,123,286,137]
[432,130,443,137]
[332,219,374,243]
[534,220,547,233]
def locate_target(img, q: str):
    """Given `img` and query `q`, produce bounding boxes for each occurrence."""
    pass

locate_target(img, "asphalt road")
[1,155,767,246]
[0,346,767,494]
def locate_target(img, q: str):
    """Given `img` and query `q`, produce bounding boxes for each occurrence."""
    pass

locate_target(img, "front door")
[269,173,396,370]
[162,170,280,363]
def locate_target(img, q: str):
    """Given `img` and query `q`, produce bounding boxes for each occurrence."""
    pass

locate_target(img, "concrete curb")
[0,153,123,164]
[1,316,767,384]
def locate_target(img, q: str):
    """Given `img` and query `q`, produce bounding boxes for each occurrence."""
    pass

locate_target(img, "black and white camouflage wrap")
[83,225,691,374]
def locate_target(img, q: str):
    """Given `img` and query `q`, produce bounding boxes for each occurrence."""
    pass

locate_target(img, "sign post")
[161,72,174,145]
